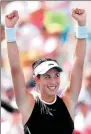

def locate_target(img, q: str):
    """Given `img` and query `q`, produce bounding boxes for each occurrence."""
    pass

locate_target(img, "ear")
[34,76,39,83]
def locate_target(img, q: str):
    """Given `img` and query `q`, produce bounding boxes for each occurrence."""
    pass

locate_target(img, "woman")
[4,8,87,134]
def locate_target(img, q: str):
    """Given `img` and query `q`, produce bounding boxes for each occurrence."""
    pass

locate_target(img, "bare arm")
[7,41,29,107]
[62,9,87,103]
[68,38,86,101]
[5,11,34,113]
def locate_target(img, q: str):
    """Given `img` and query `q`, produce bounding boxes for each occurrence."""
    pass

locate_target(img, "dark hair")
[32,57,59,70]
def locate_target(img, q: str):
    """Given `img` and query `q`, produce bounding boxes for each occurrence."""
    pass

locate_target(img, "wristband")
[5,27,16,42]
[76,26,88,39]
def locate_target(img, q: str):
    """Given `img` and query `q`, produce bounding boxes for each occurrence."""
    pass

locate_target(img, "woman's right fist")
[5,10,19,28]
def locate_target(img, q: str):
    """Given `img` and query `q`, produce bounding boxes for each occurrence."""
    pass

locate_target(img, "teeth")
[48,86,56,90]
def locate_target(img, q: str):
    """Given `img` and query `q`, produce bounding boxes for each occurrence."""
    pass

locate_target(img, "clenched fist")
[5,10,19,28]
[72,8,86,26]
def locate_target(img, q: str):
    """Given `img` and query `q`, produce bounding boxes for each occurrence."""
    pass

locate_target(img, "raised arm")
[62,9,87,104]
[5,10,34,117]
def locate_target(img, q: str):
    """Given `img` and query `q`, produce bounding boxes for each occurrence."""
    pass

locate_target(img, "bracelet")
[5,27,16,42]
[76,26,88,39]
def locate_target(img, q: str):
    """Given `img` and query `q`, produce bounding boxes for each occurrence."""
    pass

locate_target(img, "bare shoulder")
[20,91,36,125]
[60,88,76,121]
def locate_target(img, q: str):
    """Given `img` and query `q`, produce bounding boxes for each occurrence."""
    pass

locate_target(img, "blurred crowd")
[1,1,91,134]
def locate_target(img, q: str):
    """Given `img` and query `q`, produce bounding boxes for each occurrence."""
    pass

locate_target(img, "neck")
[39,94,57,104]
[82,111,88,118]
[85,85,91,94]
[86,85,91,90]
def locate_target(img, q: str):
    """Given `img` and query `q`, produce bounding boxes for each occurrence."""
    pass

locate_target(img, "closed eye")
[55,73,60,78]
[44,75,50,79]
[44,74,60,79]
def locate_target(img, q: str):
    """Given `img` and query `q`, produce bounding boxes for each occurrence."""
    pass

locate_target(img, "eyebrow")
[44,72,60,76]
[43,74,50,77]
[55,72,60,75]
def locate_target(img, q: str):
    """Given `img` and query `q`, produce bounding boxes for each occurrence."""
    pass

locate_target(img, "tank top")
[24,95,74,134]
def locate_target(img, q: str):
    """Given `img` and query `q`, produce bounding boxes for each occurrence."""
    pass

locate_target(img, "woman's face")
[38,68,60,96]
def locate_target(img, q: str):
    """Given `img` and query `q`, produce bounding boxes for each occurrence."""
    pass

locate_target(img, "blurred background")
[1,1,91,134]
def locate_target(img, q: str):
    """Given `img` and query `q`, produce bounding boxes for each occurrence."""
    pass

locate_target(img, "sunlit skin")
[5,8,87,126]
[36,68,60,103]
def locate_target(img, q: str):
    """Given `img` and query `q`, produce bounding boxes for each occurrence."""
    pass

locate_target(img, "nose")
[49,77,57,85]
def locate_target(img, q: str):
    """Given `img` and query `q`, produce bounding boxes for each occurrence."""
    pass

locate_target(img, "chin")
[48,89,58,96]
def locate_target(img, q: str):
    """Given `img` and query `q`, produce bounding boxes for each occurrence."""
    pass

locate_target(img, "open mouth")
[47,86,57,91]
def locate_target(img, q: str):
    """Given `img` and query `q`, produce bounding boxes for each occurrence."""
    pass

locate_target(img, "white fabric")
[34,61,61,76]
[74,111,91,131]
